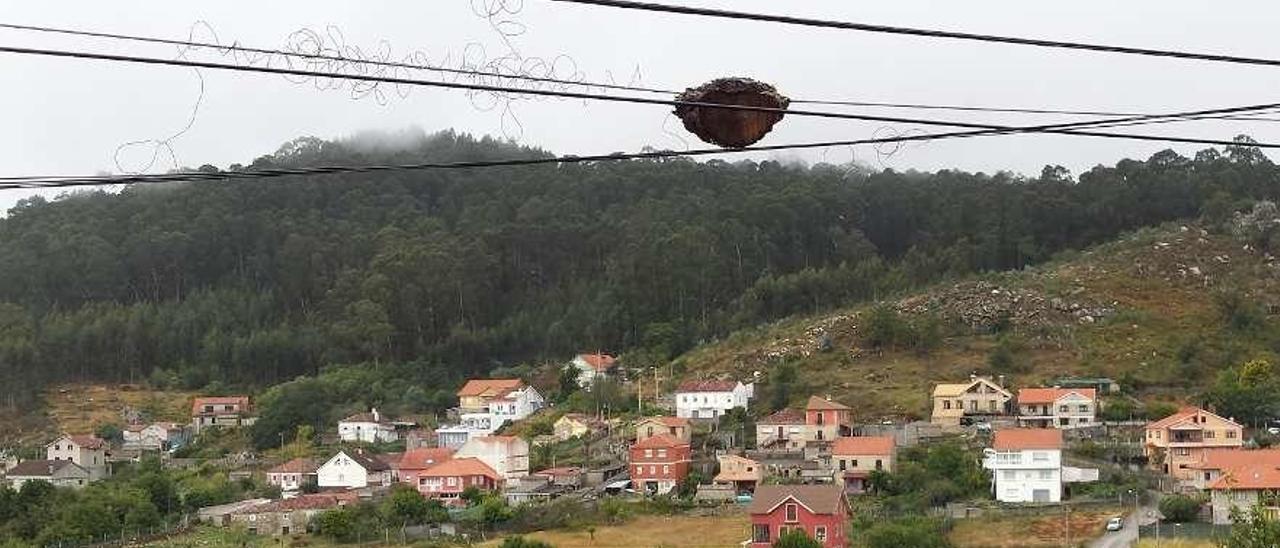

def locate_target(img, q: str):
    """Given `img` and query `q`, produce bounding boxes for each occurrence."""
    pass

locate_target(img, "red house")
[749,484,850,548]
[628,434,691,495]
[805,396,853,442]
[417,457,499,506]
[394,447,457,495]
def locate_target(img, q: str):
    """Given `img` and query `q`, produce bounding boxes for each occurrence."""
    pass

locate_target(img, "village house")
[266,458,318,492]
[629,434,691,495]
[532,466,583,488]
[1016,388,1098,429]
[456,435,530,483]
[1144,407,1244,482]
[417,457,500,506]
[756,408,807,450]
[805,396,853,442]
[713,454,763,494]
[191,396,256,434]
[316,450,393,489]
[338,408,402,444]
[675,379,754,420]
[566,353,618,387]
[1196,449,1280,524]
[229,492,357,535]
[983,428,1063,503]
[634,416,692,444]
[434,425,472,450]
[553,413,605,441]
[931,376,1012,427]
[395,447,456,494]
[748,484,850,548]
[831,436,896,494]
[122,422,190,452]
[450,379,546,436]
[6,459,90,490]
[47,434,110,481]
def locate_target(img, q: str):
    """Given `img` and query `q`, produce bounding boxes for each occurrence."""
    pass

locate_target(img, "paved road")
[1089,502,1157,548]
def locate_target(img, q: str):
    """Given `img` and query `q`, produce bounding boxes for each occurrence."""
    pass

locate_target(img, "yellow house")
[553,413,602,441]
[634,416,692,443]
[456,379,525,411]
[713,454,763,493]
[931,376,1012,426]
[1144,407,1243,482]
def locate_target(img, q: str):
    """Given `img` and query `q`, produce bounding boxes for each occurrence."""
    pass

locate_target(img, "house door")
[1032,489,1050,503]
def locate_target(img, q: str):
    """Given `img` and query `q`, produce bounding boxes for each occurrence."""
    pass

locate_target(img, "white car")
[1106,517,1124,532]
[1268,427,1280,436]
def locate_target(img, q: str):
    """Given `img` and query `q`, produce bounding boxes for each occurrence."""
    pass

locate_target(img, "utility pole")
[653,367,660,410]
[638,379,643,415]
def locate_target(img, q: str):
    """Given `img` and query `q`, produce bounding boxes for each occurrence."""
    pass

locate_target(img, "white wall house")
[123,422,190,452]
[1016,388,1098,429]
[675,380,754,419]
[47,434,110,481]
[458,385,545,435]
[566,353,617,387]
[455,436,530,483]
[6,460,90,490]
[316,450,392,489]
[983,429,1063,503]
[338,408,400,444]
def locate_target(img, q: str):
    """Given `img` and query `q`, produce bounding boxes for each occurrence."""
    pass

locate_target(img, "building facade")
[831,436,895,494]
[6,460,90,490]
[191,396,256,434]
[756,408,807,450]
[455,435,530,482]
[1144,407,1244,482]
[316,450,392,489]
[629,434,691,495]
[416,458,500,506]
[47,434,109,481]
[266,458,318,492]
[1016,388,1098,429]
[566,353,617,387]
[338,408,400,444]
[675,380,754,420]
[748,485,849,548]
[713,454,763,494]
[931,376,1012,426]
[634,416,692,444]
[805,396,853,442]
[983,428,1063,503]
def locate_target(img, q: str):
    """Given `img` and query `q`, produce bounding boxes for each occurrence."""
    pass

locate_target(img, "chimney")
[372,408,380,423]
[970,373,978,382]
[998,375,1006,387]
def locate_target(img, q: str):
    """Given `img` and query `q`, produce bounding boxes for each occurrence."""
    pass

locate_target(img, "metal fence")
[1138,521,1232,541]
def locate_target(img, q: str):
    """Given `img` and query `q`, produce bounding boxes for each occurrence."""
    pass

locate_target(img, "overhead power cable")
[550,0,1280,68]
[3,44,1280,147]
[6,22,1280,122]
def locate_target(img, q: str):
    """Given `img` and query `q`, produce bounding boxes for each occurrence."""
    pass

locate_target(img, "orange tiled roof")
[268,458,318,474]
[1018,388,1097,405]
[421,457,499,480]
[577,353,617,371]
[758,408,806,425]
[805,396,850,411]
[1210,464,1280,490]
[456,379,524,398]
[993,428,1063,450]
[397,448,456,470]
[831,436,895,456]
[1190,448,1280,471]
[1145,406,1243,430]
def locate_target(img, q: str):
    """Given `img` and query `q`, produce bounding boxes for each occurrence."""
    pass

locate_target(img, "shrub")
[865,517,951,548]
[772,528,822,548]
[1159,494,1203,523]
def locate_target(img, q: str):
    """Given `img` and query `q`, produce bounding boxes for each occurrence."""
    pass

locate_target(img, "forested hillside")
[0,130,1276,413]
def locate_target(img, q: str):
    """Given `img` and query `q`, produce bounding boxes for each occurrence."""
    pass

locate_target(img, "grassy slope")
[675,222,1280,419]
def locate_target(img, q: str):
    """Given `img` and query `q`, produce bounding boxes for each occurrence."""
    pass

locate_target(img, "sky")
[5,0,1280,212]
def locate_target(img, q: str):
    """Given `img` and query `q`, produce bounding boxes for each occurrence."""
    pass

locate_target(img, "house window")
[447,477,458,486]
[851,459,858,468]
[658,449,667,458]
[645,449,653,458]
[1176,448,1190,456]
[785,503,798,522]
[817,430,824,441]
[752,524,770,543]
[635,466,643,476]
[839,460,847,471]
[1032,452,1049,462]
[1205,431,1215,439]
[815,526,827,542]
[1156,431,1162,439]
[1078,405,1089,413]
[1059,405,1069,413]
[663,465,670,474]
[1038,470,1052,480]
[816,413,825,426]
[1228,430,1238,439]
[647,426,654,437]
[944,400,951,410]
[1059,418,1069,426]
[989,400,997,412]
[649,466,656,474]
[1003,471,1016,480]
[875,459,883,470]
[1205,472,1212,481]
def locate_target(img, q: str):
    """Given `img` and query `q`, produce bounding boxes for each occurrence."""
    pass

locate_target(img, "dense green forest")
[0,130,1276,411]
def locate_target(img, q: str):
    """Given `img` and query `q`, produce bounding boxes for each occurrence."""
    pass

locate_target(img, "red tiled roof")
[805,396,850,411]
[637,416,690,428]
[832,436,895,456]
[677,379,739,393]
[457,379,524,398]
[237,492,358,514]
[993,428,1063,450]
[1210,465,1280,490]
[268,458,318,474]
[1190,448,1280,471]
[758,408,805,425]
[397,448,456,471]
[1146,406,1244,431]
[748,484,847,516]
[421,457,499,480]
[192,396,251,416]
[632,434,686,449]
[1018,388,1097,405]
[577,353,617,371]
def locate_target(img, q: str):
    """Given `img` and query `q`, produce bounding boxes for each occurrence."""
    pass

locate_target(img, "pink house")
[395,448,457,494]
[749,484,850,548]
[417,457,500,506]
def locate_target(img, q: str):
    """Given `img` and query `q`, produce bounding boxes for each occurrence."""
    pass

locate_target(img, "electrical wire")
[6,22,1280,123]
[3,43,1280,147]
[550,0,1280,68]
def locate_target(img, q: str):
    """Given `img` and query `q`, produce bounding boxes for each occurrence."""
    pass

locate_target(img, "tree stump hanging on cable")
[674,77,790,149]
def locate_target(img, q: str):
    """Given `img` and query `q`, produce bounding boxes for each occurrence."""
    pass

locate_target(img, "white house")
[457,384,545,435]
[1016,388,1098,429]
[566,353,618,387]
[455,435,530,482]
[983,428,1063,503]
[123,422,190,452]
[267,458,319,492]
[6,460,90,490]
[316,450,393,489]
[675,380,754,420]
[338,408,401,444]
[47,434,110,481]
